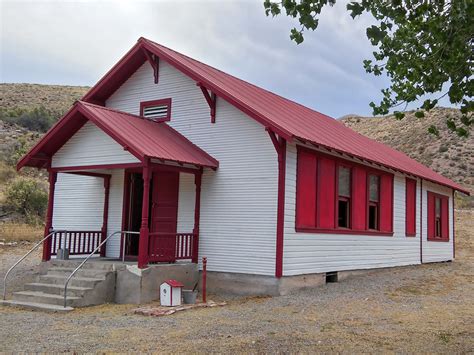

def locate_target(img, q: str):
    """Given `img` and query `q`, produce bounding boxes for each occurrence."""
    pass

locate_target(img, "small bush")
[438,145,448,153]
[0,161,16,184]
[0,106,58,132]
[5,177,48,222]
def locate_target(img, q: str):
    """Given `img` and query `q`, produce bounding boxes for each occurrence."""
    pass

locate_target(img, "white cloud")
[0,0,424,117]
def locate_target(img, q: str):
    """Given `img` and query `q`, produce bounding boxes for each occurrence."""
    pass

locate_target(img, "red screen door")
[150,171,179,262]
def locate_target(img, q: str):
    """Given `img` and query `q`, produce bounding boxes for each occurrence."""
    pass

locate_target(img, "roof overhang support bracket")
[197,82,216,123]
[143,49,159,84]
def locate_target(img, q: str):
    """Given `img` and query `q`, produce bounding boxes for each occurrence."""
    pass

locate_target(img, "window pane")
[369,204,378,230]
[435,197,441,217]
[369,175,379,201]
[338,167,351,197]
[338,199,349,228]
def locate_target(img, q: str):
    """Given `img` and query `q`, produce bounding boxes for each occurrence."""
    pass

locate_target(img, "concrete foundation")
[201,267,395,296]
[200,271,327,296]
[115,262,199,304]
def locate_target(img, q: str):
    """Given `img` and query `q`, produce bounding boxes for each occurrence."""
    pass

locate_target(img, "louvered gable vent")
[140,98,171,122]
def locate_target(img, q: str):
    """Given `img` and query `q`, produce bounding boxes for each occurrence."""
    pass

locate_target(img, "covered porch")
[16,101,219,269]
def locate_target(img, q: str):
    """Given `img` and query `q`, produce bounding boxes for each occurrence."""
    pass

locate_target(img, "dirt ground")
[1,211,473,353]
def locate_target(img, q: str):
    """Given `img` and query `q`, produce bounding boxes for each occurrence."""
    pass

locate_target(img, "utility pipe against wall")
[202,257,207,303]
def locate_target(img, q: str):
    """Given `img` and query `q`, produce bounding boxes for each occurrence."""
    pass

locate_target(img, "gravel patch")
[0,211,472,353]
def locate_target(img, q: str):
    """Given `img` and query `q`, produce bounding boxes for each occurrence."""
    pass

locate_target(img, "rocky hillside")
[0,83,89,113]
[341,108,473,197]
[0,84,471,196]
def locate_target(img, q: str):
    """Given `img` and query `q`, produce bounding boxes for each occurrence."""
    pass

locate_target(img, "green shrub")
[5,177,48,222]
[0,106,58,132]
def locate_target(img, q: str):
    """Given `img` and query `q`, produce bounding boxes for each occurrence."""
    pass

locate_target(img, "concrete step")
[49,260,117,271]
[24,282,92,297]
[1,299,73,312]
[46,267,110,278]
[12,291,80,307]
[39,274,105,288]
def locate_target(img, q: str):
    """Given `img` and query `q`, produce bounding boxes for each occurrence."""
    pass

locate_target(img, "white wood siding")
[51,170,125,258]
[421,180,454,263]
[177,173,196,233]
[52,173,104,231]
[282,143,422,276]
[104,169,125,258]
[106,61,279,275]
[51,121,139,168]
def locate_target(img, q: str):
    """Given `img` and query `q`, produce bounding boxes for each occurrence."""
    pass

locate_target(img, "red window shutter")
[317,157,336,229]
[352,166,367,230]
[441,197,449,240]
[379,174,393,232]
[427,192,435,239]
[296,150,317,228]
[405,178,417,236]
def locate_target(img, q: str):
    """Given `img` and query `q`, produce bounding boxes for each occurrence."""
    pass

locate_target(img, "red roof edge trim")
[158,123,220,169]
[140,40,292,141]
[82,41,145,104]
[16,102,83,171]
[79,101,218,168]
[297,140,470,195]
[77,104,145,162]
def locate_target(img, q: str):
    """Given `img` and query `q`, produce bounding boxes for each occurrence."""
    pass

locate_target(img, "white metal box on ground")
[160,279,184,306]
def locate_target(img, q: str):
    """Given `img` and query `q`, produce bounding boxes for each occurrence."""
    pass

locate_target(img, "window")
[368,174,379,230]
[295,146,393,235]
[140,98,172,122]
[427,192,449,241]
[337,166,351,228]
[405,178,417,236]
[435,197,441,237]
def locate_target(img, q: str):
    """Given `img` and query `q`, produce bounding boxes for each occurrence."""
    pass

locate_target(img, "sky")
[0,0,449,118]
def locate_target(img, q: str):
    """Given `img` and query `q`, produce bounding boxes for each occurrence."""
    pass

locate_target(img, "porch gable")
[52,121,139,168]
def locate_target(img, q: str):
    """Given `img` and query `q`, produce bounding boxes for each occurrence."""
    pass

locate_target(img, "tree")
[264,0,473,136]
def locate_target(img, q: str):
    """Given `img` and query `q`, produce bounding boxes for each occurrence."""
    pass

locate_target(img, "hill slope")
[341,108,473,196]
[0,84,471,194]
[0,83,89,113]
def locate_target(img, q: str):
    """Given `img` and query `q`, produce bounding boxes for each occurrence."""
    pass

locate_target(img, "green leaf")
[290,28,304,44]
[347,2,364,18]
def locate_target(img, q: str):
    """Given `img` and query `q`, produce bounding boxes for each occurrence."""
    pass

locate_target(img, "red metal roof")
[163,279,183,287]
[17,101,218,170]
[82,37,467,194]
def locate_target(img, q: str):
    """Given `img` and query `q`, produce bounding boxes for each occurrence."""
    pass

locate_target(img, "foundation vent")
[326,271,338,283]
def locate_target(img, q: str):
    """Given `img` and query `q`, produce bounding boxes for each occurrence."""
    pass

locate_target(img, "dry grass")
[0,83,89,114]
[0,222,42,242]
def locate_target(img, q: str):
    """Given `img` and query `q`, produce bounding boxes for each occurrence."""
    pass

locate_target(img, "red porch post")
[100,175,111,257]
[138,163,151,268]
[267,129,286,278]
[42,170,57,262]
[192,168,203,263]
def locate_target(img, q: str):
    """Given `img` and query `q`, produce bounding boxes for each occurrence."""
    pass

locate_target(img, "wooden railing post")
[138,163,151,269]
[43,170,57,262]
[192,168,202,263]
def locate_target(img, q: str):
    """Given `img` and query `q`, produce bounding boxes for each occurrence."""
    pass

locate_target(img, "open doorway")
[124,172,143,259]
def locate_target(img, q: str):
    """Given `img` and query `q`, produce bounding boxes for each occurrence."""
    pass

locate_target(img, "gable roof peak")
[81,37,467,194]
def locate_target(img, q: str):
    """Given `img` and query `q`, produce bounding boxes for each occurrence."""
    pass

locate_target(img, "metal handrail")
[3,229,67,300]
[63,230,138,308]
